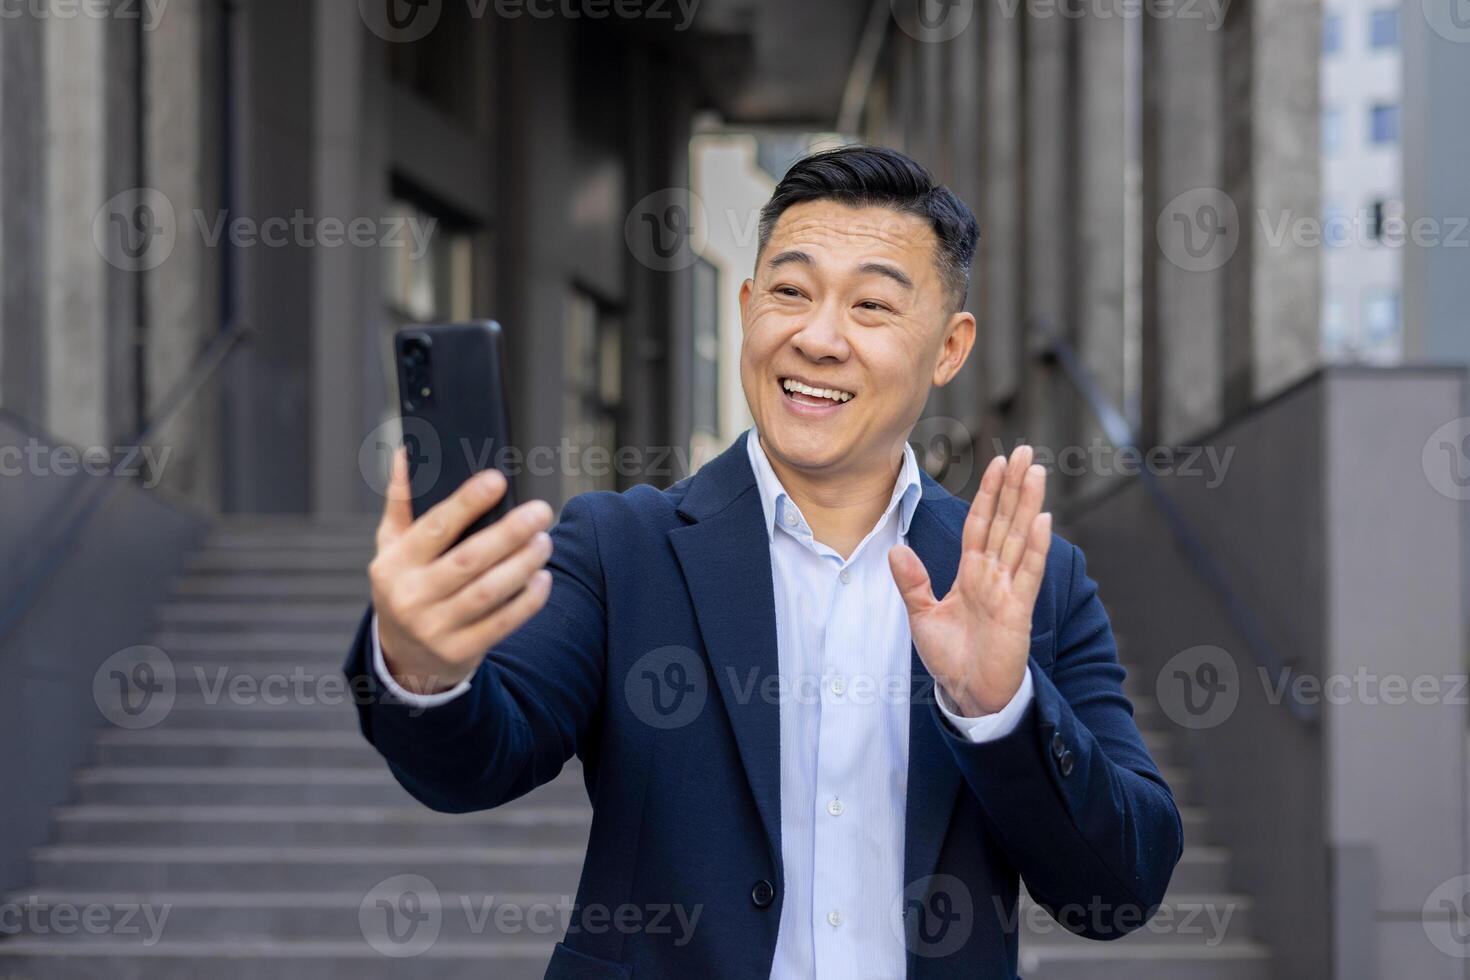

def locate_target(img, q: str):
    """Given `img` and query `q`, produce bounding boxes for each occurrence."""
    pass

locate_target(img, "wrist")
[381,642,464,696]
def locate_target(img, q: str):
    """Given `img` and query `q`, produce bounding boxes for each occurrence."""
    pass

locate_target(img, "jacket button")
[1059,750,1075,777]
[751,879,775,908]
[1051,733,1066,759]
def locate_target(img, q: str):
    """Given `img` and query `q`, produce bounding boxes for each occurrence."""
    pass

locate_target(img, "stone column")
[1141,3,1226,447]
[44,12,110,449]
[1220,0,1321,410]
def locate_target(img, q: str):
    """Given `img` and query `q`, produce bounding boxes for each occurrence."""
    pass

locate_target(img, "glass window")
[1368,8,1399,49]
[382,198,473,325]
[563,290,622,498]
[1322,107,1344,157]
[691,258,720,440]
[1322,203,1349,248]
[1369,103,1400,145]
[1323,12,1344,54]
[1321,293,1349,360]
[1362,288,1401,345]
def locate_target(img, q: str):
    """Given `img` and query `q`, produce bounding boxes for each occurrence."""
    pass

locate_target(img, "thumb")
[377,447,414,547]
[888,544,937,620]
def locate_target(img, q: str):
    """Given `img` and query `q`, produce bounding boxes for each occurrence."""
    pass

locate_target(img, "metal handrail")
[1036,322,1320,725]
[0,319,251,649]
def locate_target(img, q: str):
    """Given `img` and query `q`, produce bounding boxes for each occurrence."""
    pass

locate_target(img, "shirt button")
[839,568,851,584]
[827,910,843,927]
[784,511,798,527]
[827,798,844,817]
[830,676,847,696]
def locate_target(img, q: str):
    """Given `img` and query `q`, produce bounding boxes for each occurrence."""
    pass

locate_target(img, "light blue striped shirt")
[744,428,1032,980]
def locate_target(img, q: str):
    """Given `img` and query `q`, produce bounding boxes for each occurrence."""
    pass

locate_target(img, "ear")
[932,311,976,387]
[738,278,754,333]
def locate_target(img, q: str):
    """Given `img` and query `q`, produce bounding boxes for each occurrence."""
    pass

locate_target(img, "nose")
[790,300,850,364]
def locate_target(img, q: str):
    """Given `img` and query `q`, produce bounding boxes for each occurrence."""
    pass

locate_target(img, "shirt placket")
[811,550,864,978]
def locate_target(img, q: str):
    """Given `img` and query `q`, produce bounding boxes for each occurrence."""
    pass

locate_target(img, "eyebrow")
[765,250,916,291]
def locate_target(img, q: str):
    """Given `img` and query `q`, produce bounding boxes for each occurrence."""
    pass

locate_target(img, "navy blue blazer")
[345,431,1183,979]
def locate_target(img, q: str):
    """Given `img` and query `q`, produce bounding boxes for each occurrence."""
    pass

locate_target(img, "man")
[346,145,1182,979]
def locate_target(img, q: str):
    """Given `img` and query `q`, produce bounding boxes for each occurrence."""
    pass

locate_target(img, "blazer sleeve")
[342,492,609,813]
[935,538,1184,939]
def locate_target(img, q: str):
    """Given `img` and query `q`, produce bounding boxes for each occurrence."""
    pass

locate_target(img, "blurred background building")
[0,0,1466,978]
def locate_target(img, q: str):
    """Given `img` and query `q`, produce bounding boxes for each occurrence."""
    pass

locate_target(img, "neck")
[758,432,904,559]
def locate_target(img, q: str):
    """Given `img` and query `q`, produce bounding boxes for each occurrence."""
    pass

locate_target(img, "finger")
[420,499,555,599]
[437,530,554,630]
[1012,512,1053,608]
[961,455,1007,555]
[985,445,1034,557]
[398,468,509,564]
[888,544,938,620]
[454,568,554,659]
[999,464,1047,572]
[377,449,415,551]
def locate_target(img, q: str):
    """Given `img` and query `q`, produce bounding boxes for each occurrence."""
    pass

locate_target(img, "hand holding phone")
[372,321,552,695]
[370,450,554,695]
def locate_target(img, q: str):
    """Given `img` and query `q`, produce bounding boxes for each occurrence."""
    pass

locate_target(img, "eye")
[774,285,804,299]
[856,300,891,312]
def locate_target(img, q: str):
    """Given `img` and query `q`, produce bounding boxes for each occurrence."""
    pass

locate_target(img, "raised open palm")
[888,445,1052,717]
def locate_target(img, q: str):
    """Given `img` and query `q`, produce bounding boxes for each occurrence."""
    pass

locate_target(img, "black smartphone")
[394,321,517,540]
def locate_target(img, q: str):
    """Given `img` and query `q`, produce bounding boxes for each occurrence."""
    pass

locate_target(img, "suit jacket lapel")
[902,486,966,892]
[668,433,784,875]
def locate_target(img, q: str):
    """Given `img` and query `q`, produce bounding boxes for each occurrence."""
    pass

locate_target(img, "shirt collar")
[744,427,923,543]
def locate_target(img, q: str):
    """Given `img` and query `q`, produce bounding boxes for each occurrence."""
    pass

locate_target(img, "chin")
[761,416,851,470]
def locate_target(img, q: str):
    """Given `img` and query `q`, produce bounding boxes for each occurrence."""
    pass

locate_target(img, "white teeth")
[782,378,853,402]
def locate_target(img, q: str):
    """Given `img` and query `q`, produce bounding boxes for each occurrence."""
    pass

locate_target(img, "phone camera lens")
[401,341,428,368]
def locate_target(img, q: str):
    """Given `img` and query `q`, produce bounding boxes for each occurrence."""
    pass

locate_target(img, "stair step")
[1017,893,1255,947]
[141,697,359,732]
[93,729,377,768]
[148,632,356,656]
[28,845,586,893]
[0,938,554,980]
[186,552,377,573]
[1021,940,1272,980]
[172,575,368,600]
[52,803,592,847]
[203,530,373,550]
[70,767,589,808]
[154,602,365,630]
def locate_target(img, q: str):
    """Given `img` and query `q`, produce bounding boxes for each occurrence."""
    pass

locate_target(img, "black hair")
[757,144,980,311]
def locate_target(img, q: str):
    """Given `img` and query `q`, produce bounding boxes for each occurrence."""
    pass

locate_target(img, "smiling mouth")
[780,377,854,406]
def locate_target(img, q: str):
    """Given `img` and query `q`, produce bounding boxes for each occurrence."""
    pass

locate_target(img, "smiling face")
[739,199,976,485]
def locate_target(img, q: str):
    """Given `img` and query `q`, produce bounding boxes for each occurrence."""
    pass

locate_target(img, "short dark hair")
[756,145,980,311]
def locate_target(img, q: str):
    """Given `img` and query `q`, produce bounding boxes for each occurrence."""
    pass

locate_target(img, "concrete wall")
[1067,367,1467,980]
[0,413,205,892]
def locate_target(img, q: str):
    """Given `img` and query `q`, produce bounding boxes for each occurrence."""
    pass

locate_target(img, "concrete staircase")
[0,516,1270,978]
[1019,659,1273,980]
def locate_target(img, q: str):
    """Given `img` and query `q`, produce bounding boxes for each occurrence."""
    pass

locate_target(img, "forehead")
[764,200,939,270]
